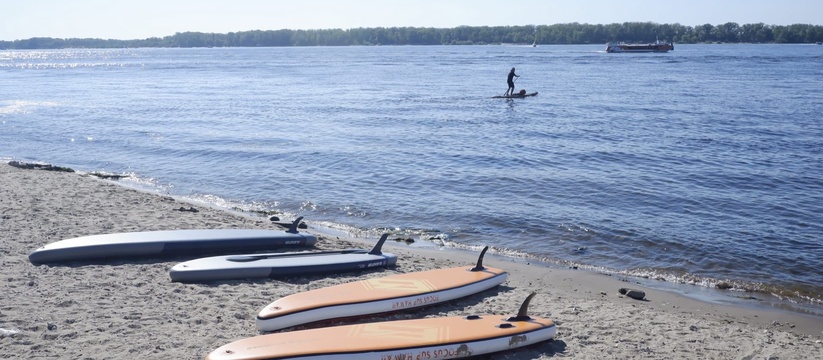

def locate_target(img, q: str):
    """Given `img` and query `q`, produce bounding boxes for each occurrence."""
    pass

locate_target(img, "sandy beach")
[1,162,820,359]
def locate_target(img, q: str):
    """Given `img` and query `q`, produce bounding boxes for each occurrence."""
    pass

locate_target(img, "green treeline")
[2,22,822,49]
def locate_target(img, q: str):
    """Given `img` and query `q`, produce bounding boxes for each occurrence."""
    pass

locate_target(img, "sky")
[1,0,821,41]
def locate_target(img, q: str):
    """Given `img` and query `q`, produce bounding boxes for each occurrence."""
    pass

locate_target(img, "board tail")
[368,234,389,255]
[506,292,537,321]
[286,216,304,234]
[469,246,490,271]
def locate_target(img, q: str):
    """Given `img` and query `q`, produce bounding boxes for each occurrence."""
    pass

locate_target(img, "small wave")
[0,100,60,114]
[437,238,823,315]
[618,268,823,314]
[108,172,168,193]
[0,62,130,70]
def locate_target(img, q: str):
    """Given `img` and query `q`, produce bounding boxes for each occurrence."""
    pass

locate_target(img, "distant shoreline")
[2,22,821,48]
[2,42,821,52]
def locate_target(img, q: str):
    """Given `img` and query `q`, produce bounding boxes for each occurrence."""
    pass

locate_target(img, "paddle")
[504,75,520,96]
[226,233,390,262]
[226,249,369,262]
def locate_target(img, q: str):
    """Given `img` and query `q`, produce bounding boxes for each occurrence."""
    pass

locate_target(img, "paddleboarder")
[505,67,519,96]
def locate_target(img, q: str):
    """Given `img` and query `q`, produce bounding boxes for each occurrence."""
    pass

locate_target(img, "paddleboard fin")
[369,234,388,255]
[286,216,304,234]
[506,292,536,322]
[470,246,490,271]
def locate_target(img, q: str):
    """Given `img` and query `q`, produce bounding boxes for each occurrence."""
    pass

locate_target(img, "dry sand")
[1,163,821,359]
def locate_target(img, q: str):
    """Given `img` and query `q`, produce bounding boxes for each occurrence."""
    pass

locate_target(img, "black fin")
[506,292,536,322]
[470,246,489,271]
[368,234,389,255]
[286,216,304,234]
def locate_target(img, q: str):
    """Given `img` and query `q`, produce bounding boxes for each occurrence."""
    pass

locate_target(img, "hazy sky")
[2,0,821,41]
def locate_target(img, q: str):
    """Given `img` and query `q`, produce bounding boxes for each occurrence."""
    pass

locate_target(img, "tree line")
[2,22,822,49]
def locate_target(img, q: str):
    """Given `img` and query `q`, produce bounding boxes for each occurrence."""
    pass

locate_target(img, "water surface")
[2,44,822,315]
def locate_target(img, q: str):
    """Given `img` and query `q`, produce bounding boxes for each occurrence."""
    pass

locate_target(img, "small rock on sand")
[618,288,646,300]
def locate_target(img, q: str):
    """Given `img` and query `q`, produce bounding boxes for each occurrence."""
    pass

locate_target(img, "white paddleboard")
[169,234,397,282]
[29,218,315,264]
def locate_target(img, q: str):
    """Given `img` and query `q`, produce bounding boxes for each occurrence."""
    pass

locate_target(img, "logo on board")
[361,278,437,292]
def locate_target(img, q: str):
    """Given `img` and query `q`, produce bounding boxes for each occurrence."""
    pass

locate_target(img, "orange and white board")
[209,311,556,360]
[256,247,507,331]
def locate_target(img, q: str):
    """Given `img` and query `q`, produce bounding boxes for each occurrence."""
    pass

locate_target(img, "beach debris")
[393,237,415,244]
[269,216,280,222]
[177,206,199,213]
[8,161,75,172]
[88,172,130,180]
[47,323,57,331]
[0,328,20,338]
[618,288,646,300]
[241,209,281,217]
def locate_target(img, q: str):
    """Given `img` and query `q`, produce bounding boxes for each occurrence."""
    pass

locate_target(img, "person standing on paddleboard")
[506,67,519,96]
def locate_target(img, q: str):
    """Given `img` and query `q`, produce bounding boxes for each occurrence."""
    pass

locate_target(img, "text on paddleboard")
[391,295,440,309]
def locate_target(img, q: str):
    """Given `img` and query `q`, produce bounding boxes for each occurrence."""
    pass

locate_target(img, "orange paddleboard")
[256,246,507,331]
[208,293,556,360]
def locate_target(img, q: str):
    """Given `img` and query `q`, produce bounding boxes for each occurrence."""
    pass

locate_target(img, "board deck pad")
[29,218,315,264]
[169,234,397,282]
[208,293,556,360]
[257,246,507,331]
